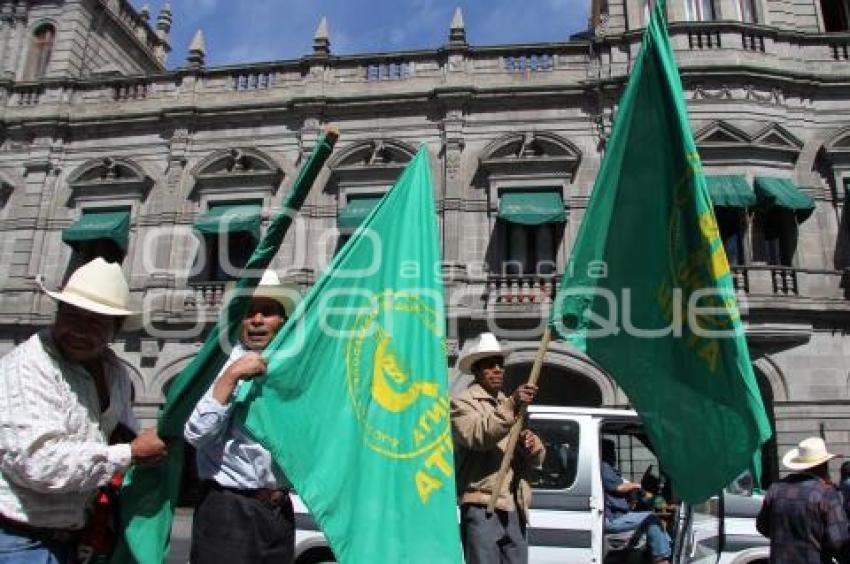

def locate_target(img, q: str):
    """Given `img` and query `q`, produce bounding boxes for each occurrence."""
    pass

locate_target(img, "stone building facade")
[0,0,848,485]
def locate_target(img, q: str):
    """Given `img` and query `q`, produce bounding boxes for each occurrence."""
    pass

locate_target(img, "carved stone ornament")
[190,147,284,195]
[67,157,153,204]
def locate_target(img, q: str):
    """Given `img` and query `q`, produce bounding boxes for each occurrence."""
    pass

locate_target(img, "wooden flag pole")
[486,326,552,514]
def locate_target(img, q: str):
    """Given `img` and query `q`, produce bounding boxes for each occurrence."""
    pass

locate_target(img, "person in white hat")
[756,436,849,563]
[0,258,167,563]
[450,332,545,564]
[184,270,301,564]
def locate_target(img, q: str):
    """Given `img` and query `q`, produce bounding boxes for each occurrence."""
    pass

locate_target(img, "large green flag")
[110,131,338,564]
[550,0,771,504]
[236,146,463,563]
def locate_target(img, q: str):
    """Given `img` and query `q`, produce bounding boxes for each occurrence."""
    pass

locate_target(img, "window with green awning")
[337,196,382,230]
[194,203,262,241]
[754,177,815,221]
[705,175,756,208]
[497,189,566,225]
[62,209,130,251]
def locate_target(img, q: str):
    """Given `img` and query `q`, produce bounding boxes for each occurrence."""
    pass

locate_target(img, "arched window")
[25,24,55,80]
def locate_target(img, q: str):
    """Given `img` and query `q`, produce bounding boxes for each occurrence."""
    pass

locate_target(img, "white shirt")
[184,344,281,490]
[0,330,137,529]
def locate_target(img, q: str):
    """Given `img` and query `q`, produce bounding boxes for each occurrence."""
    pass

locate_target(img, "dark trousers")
[460,504,528,564]
[190,485,294,564]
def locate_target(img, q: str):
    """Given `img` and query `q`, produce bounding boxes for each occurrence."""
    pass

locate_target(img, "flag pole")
[486,325,552,514]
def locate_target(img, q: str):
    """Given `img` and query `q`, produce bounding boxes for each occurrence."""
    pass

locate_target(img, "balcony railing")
[0,22,846,116]
[730,265,799,296]
[185,281,227,311]
[233,71,275,91]
[481,267,812,312]
[688,28,722,49]
[15,86,42,106]
[484,275,559,307]
[113,81,149,101]
[830,40,850,61]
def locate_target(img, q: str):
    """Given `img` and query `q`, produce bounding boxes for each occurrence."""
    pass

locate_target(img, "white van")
[292,406,768,564]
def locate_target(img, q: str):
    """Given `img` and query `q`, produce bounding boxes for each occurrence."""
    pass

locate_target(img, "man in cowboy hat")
[185,270,300,564]
[757,436,850,563]
[451,332,545,564]
[0,257,167,563]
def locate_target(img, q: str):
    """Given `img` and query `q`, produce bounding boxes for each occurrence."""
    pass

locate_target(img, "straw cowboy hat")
[457,332,511,375]
[781,437,837,471]
[226,270,300,317]
[37,258,141,327]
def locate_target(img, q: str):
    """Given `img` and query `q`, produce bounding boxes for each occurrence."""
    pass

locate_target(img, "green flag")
[550,0,771,504]
[236,146,463,563]
[110,131,338,564]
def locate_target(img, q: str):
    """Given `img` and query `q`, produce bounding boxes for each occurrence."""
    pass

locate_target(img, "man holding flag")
[234,146,464,563]
[110,130,338,564]
[549,0,772,506]
[451,332,544,564]
[184,270,299,564]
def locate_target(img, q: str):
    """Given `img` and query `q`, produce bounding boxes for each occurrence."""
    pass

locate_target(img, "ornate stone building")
[0,0,848,484]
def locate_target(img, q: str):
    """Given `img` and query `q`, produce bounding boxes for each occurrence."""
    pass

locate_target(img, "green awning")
[194,203,262,241]
[62,210,130,251]
[705,175,756,208]
[498,190,566,225]
[754,177,815,221]
[337,196,381,230]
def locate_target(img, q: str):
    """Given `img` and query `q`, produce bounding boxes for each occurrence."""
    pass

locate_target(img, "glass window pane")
[528,419,581,490]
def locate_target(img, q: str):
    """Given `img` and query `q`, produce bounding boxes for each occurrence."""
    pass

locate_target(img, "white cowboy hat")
[781,437,836,471]
[37,258,141,326]
[225,270,300,317]
[457,332,511,375]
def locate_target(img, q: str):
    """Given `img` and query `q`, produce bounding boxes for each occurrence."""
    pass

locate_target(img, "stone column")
[717,0,740,20]
[146,122,191,295]
[441,104,465,268]
[8,4,27,80]
[0,7,13,77]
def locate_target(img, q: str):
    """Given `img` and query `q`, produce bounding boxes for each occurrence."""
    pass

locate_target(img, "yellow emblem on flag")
[345,291,450,461]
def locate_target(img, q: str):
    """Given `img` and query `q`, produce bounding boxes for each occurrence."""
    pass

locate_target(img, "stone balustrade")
[2,22,847,110]
[484,275,559,308]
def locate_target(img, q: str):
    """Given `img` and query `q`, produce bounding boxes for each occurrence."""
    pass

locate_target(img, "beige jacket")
[451,383,545,520]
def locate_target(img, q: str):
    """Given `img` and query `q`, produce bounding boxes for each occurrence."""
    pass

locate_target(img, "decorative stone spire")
[134,3,151,42]
[449,7,466,47]
[156,2,172,41]
[313,16,330,57]
[153,2,172,65]
[187,29,205,69]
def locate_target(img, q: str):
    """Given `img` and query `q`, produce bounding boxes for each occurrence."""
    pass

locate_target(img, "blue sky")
[131,1,589,68]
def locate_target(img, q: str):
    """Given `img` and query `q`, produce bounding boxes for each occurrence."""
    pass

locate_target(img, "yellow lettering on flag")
[415,470,443,504]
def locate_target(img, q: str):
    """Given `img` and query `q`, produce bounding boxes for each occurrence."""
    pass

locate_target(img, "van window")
[529,419,580,490]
